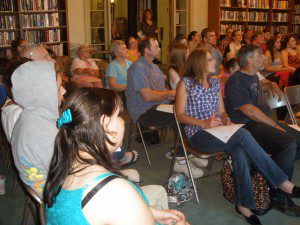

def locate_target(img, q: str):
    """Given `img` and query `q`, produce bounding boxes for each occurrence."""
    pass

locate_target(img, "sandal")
[117,150,139,168]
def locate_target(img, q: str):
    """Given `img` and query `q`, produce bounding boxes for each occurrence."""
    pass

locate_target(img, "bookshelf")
[293,0,300,34]
[0,0,69,56]
[208,0,296,37]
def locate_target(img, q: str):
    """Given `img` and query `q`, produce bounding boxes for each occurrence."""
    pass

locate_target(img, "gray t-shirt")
[210,47,223,75]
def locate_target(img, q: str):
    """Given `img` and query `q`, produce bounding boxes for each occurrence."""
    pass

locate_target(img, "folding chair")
[284,85,300,125]
[169,108,224,204]
[21,184,46,225]
[127,117,172,166]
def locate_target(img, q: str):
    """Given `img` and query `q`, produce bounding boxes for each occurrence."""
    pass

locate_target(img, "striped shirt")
[126,56,169,123]
[183,77,220,138]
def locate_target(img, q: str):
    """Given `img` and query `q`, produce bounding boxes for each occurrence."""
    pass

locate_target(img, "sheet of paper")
[156,104,174,114]
[288,124,300,132]
[204,124,244,143]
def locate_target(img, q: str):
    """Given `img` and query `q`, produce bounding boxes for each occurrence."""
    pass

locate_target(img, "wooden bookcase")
[208,0,297,38]
[0,0,69,56]
[293,0,300,34]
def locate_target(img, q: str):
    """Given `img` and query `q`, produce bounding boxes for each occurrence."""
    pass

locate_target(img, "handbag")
[221,159,272,215]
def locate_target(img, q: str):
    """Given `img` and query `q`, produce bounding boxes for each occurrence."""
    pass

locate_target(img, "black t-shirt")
[225,71,272,124]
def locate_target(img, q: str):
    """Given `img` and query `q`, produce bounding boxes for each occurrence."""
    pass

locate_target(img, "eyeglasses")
[207,57,215,62]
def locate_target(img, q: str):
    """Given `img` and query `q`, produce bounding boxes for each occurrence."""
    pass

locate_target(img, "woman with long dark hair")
[45,88,189,225]
[187,31,200,52]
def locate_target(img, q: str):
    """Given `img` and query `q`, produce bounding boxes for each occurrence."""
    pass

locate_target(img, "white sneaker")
[173,160,204,179]
[189,157,209,168]
[175,156,209,168]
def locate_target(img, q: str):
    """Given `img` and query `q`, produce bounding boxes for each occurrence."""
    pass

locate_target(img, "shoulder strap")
[81,175,119,209]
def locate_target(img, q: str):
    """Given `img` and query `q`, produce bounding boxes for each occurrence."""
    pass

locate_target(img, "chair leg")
[183,151,200,204]
[11,174,18,199]
[21,196,31,225]
[168,134,179,179]
[39,204,46,225]
[137,122,151,166]
[3,147,10,174]
[127,120,134,151]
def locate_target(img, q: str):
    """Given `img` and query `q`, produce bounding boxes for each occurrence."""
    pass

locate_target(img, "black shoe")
[251,204,273,216]
[290,186,300,198]
[235,206,262,225]
[271,194,300,217]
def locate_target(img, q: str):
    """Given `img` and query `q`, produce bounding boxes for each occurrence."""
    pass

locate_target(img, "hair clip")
[57,109,72,128]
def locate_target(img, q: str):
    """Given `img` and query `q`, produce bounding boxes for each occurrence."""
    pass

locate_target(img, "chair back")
[265,90,296,125]
[284,85,300,125]
[24,184,46,225]
[284,85,300,106]
[265,90,287,109]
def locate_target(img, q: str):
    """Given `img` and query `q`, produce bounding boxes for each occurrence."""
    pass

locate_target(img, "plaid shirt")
[183,77,220,138]
[126,56,169,123]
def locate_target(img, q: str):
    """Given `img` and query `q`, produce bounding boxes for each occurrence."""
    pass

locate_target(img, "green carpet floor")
[1,125,300,225]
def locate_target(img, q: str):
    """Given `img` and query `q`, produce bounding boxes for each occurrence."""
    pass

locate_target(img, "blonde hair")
[185,47,209,84]
[110,40,125,59]
[168,43,187,78]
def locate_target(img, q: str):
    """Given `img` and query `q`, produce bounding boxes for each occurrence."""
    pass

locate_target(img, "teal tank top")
[46,173,153,225]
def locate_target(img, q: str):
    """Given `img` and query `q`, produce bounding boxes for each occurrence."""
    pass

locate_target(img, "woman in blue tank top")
[44,88,189,225]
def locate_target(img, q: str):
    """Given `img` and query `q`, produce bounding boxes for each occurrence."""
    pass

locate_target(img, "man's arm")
[239,104,285,132]
[139,88,175,102]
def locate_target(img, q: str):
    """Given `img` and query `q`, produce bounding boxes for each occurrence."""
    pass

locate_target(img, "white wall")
[67,0,87,55]
[190,0,208,33]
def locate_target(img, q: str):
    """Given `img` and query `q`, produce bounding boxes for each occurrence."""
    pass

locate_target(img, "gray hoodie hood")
[11,60,59,196]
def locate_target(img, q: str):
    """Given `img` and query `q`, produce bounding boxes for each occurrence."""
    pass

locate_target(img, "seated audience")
[126,36,204,178]
[187,31,200,52]
[20,44,52,61]
[251,30,266,52]
[280,35,300,85]
[201,28,223,75]
[241,28,253,45]
[225,44,300,218]
[126,35,140,63]
[106,40,131,105]
[45,88,189,225]
[219,58,239,97]
[224,30,243,60]
[176,47,300,225]
[218,27,233,55]
[168,43,189,90]
[70,45,103,88]
[264,37,289,88]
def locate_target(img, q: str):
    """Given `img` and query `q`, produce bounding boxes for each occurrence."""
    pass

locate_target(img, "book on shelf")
[248,0,269,9]
[271,25,288,33]
[47,43,63,56]
[24,29,61,43]
[21,13,61,28]
[21,0,59,11]
[0,0,16,12]
[294,15,300,24]
[220,24,243,34]
[273,0,289,10]
[273,13,288,22]
[0,31,16,46]
[221,10,247,21]
[0,15,18,29]
[295,5,300,13]
[248,11,268,21]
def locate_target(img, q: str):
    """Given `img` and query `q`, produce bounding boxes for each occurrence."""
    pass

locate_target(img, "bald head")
[20,45,51,61]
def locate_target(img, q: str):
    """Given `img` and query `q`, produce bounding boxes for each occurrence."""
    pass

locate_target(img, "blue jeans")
[243,121,299,181]
[189,128,288,209]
